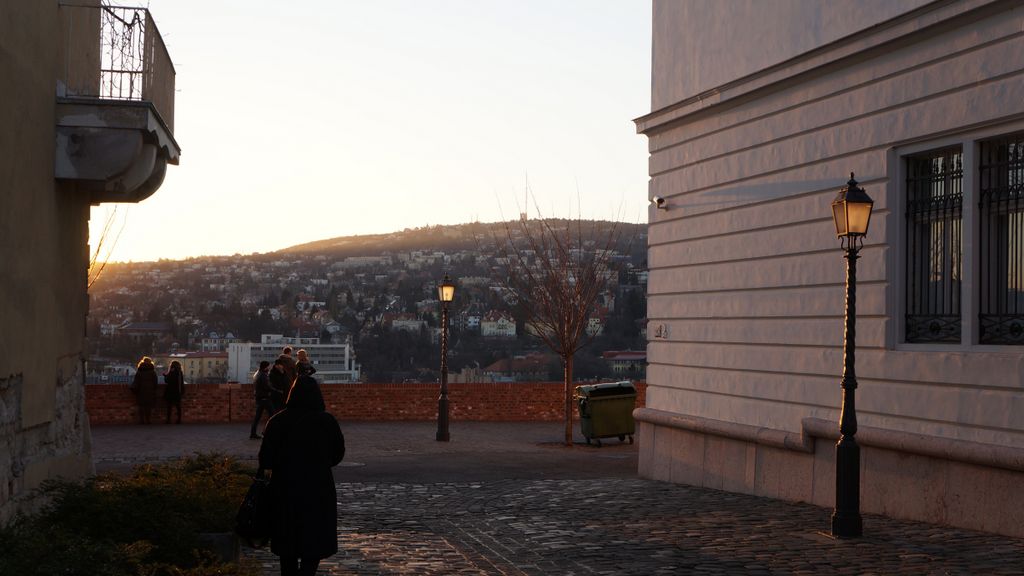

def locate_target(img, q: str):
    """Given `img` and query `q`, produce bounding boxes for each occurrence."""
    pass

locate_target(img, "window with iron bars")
[979,134,1024,344]
[905,148,963,343]
[903,132,1024,346]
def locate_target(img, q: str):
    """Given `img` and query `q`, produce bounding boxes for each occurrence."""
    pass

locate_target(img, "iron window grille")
[979,133,1024,344]
[905,148,963,343]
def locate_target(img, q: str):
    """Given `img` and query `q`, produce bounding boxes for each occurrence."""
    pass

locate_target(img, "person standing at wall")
[295,348,316,378]
[130,356,158,425]
[163,360,185,424]
[268,359,289,411]
[276,346,297,385]
[250,360,274,439]
[258,375,345,576]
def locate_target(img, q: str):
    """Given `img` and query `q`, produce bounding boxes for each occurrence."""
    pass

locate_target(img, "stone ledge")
[633,407,813,453]
[801,416,1024,473]
[634,407,1024,472]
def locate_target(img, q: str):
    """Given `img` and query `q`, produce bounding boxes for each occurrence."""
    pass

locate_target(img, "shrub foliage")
[0,453,259,576]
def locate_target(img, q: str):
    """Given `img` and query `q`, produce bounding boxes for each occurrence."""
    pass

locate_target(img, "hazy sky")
[91,1,652,262]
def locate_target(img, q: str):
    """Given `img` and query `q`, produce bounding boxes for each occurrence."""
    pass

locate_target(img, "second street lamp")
[830,172,873,538]
[436,274,455,442]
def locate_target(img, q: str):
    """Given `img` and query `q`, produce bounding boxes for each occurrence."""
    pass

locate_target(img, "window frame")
[977,133,1024,345]
[903,145,965,344]
[891,121,1024,352]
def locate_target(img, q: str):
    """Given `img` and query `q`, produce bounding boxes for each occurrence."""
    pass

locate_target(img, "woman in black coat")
[163,360,185,424]
[131,356,158,424]
[258,375,345,576]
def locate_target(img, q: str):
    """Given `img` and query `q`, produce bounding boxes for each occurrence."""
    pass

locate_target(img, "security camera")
[651,196,667,210]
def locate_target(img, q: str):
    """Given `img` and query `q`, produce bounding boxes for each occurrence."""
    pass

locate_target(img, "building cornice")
[634,0,1012,136]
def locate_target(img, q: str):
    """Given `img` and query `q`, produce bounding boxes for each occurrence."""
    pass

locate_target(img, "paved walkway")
[90,422,1024,575]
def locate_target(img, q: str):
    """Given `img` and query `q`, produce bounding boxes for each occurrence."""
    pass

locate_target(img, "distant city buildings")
[601,350,646,376]
[199,332,244,352]
[585,314,606,337]
[386,313,428,333]
[482,353,554,382]
[227,334,360,384]
[480,311,516,338]
[86,220,647,385]
[115,322,174,342]
[153,351,228,383]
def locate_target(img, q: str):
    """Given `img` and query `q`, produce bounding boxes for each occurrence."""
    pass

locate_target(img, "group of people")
[127,347,318,431]
[130,356,185,424]
[131,346,344,575]
[250,347,316,439]
[255,347,345,576]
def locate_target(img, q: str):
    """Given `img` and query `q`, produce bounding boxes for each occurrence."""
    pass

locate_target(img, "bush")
[0,453,260,576]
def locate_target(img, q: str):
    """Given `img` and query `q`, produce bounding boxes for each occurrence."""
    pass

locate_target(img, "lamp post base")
[831,435,862,538]
[436,396,450,442]
[830,513,862,538]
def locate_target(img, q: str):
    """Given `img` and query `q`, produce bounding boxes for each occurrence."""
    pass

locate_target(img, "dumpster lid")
[575,381,636,397]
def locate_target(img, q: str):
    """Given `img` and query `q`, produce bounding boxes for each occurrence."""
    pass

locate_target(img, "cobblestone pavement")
[90,423,1024,575]
[243,478,1024,575]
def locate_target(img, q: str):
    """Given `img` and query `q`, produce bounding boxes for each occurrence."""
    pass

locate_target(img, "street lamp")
[436,274,455,442]
[830,172,873,538]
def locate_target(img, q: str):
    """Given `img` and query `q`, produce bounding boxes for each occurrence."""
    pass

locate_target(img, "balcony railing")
[59,3,176,131]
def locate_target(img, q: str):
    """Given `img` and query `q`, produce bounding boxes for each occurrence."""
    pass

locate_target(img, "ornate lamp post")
[436,274,456,442]
[830,173,874,538]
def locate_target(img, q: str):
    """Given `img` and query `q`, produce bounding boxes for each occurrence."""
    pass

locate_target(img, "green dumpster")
[575,381,636,446]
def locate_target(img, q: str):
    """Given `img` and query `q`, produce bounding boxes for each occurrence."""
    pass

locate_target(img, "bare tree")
[88,205,127,289]
[489,214,627,445]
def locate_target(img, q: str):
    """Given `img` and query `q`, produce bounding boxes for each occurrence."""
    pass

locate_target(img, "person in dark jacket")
[131,356,158,425]
[258,375,345,576]
[250,360,274,439]
[268,359,289,409]
[163,360,185,424]
[295,348,316,378]
[276,346,297,386]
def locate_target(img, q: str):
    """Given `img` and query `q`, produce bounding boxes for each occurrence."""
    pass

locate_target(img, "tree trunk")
[563,353,574,446]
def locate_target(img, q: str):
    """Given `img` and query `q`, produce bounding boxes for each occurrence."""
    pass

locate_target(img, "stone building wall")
[636,0,1024,537]
[0,0,100,524]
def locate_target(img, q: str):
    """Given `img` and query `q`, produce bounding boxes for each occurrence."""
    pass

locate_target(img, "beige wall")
[651,0,932,110]
[636,416,1024,537]
[644,0,1024,447]
[639,0,1024,535]
[0,0,98,522]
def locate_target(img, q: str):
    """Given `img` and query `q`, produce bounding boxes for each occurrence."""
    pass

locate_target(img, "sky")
[91,0,652,262]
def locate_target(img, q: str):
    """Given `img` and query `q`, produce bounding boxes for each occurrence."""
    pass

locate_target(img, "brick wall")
[85,382,648,425]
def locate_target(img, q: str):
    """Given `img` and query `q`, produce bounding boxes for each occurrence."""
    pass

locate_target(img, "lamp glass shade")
[831,174,874,238]
[438,277,455,302]
[831,201,848,237]
[845,201,872,236]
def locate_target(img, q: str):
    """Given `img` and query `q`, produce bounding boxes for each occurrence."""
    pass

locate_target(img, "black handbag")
[235,470,272,548]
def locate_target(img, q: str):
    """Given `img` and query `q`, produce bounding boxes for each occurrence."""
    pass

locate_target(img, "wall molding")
[634,407,1024,472]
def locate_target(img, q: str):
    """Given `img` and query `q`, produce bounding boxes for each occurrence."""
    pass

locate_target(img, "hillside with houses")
[87,220,648,383]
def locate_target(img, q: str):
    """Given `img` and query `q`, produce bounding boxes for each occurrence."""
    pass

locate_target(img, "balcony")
[55,2,180,203]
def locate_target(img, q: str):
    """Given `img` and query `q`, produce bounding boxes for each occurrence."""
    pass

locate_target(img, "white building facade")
[228,335,360,384]
[481,312,516,337]
[636,0,1024,537]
